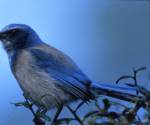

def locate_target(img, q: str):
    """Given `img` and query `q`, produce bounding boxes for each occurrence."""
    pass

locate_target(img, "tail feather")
[91,82,140,102]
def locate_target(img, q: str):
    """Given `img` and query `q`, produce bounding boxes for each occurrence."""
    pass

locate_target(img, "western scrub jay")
[0,24,137,123]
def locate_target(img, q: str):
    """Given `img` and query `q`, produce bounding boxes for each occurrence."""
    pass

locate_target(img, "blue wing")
[29,44,95,101]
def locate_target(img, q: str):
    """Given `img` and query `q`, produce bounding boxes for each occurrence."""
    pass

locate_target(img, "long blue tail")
[91,82,140,102]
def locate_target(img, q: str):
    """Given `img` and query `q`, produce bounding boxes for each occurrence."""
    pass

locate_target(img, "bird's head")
[0,24,41,53]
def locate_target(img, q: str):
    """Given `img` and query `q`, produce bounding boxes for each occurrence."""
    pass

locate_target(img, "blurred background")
[0,0,150,124]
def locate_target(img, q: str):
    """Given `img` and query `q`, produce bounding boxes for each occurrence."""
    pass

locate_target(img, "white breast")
[13,50,71,109]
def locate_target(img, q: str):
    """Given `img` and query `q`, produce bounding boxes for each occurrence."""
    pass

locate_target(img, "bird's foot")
[36,108,51,122]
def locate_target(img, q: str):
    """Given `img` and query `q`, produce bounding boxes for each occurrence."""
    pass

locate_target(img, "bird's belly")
[14,64,72,109]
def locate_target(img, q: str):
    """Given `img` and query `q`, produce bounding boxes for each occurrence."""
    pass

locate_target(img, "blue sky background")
[0,0,150,125]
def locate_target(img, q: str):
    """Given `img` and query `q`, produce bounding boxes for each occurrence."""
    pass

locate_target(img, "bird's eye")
[11,29,17,34]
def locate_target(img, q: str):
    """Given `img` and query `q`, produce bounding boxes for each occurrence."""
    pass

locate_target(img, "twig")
[75,101,85,112]
[25,99,46,125]
[66,105,84,125]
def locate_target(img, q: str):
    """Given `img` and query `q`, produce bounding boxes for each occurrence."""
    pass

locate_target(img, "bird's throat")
[2,40,14,54]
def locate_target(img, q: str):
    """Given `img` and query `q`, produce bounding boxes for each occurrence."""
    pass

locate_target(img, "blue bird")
[0,24,137,124]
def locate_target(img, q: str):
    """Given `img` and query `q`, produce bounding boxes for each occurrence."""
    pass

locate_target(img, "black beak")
[0,31,6,40]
